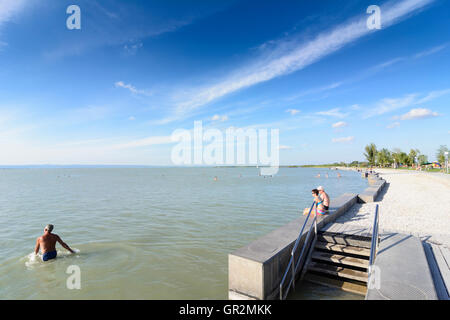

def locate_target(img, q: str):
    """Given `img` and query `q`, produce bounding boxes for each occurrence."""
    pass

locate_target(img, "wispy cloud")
[211,114,229,122]
[387,122,401,129]
[394,108,440,120]
[123,41,143,56]
[332,136,354,143]
[115,81,153,96]
[364,88,450,118]
[286,109,301,116]
[0,0,26,47]
[415,88,450,104]
[111,135,174,149]
[316,108,349,118]
[44,1,221,59]
[332,121,348,128]
[285,82,343,102]
[0,0,25,24]
[365,94,418,118]
[163,0,434,123]
[413,44,447,59]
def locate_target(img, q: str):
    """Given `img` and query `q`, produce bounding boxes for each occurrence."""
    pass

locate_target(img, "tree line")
[362,144,449,167]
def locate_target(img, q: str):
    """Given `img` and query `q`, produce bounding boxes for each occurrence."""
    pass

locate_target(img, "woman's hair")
[311,189,319,195]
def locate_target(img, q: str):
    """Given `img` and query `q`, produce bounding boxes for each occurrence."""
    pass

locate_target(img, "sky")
[0,0,449,166]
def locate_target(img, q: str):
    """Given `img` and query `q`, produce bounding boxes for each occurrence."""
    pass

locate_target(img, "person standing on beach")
[34,224,74,261]
[317,186,330,211]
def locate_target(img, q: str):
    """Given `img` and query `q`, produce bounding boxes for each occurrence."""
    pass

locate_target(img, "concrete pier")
[228,193,358,300]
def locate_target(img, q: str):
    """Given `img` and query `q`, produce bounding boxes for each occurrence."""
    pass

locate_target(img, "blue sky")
[0,0,449,165]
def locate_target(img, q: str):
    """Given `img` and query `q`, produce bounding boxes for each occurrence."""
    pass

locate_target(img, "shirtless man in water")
[34,224,74,261]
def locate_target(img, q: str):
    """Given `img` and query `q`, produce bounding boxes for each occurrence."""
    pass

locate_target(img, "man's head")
[317,186,324,193]
[44,224,54,233]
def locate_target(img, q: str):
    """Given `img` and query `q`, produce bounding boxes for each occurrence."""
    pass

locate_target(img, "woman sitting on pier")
[303,189,327,216]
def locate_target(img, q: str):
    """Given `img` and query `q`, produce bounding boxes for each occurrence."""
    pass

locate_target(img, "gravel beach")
[333,169,450,248]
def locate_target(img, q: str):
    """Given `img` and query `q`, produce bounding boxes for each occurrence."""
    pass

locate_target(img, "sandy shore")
[334,169,450,248]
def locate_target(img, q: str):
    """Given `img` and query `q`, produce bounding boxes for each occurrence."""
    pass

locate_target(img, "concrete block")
[358,179,386,203]
[366,233,438,300]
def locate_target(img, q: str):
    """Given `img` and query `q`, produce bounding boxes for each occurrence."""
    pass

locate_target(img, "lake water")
[0,167,367,299]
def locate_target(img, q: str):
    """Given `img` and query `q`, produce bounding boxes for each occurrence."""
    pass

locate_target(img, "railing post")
[314,204,318,234]
[291,251,295,291]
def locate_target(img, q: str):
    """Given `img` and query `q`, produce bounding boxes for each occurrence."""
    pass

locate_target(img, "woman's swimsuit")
[316,200,327,215]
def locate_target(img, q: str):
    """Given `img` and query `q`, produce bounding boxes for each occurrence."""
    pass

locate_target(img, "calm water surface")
[0,167,367,299]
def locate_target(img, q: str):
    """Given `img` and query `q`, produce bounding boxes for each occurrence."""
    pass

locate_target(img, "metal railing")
[367,204,380,290]
[368,204,380,267]
[279,201,318,300]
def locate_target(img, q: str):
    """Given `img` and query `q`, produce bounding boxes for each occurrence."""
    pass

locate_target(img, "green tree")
[408,149,421,166]
[436,145,449,165]
[364,143,378,166]
[377,148,392,167]
[399,152,410,166]
[418,154,429,165]
[392,148,409,166]
[349,161,360,167]
[391,148,402,167]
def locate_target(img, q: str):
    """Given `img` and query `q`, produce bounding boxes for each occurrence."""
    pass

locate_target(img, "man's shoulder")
[51,233,60,239]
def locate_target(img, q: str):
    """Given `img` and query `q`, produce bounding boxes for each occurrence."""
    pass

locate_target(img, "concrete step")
[315,241,370,257]
[304,273,367,296]
[312,252,369,269]
[309,261,368,283]
[318,232,372,249]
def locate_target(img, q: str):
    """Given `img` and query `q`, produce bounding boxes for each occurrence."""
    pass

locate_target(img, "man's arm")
[56,235,75,253]
[34,238,40,255]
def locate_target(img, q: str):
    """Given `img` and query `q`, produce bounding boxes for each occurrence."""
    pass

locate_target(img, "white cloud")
[317,108,348,118]
[164,0,435,123]
[332,136,354,143]
[396,108,440,120]
[123,41,143,56]
[332,121,348,128]
[387,122,401,129]
[128,116,136,121]
[115,81,152,96]
[286,109,300,116]
[279,145,293,150]
[211,114,228,122]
